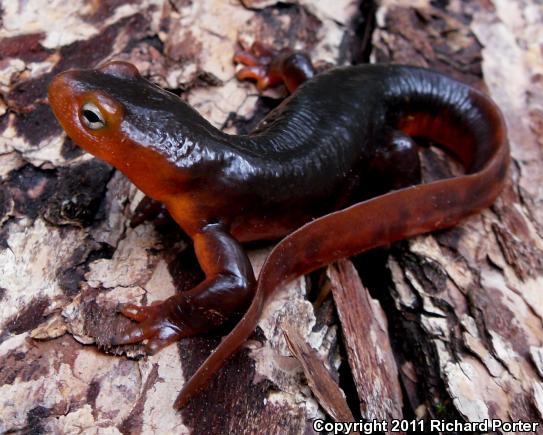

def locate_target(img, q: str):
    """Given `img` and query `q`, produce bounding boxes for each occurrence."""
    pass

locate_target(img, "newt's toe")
[236,66,271,91]
[112,301,188,352]
[144,329,182,354]
[120,303,148,321]
[112,327,143,345]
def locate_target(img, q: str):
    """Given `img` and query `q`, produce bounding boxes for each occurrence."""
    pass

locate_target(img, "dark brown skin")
[47,49,509,409]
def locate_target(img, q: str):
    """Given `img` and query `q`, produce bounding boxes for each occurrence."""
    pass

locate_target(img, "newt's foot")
[234,41,281,91]
[112,301,187,354]
[234,41,314,93]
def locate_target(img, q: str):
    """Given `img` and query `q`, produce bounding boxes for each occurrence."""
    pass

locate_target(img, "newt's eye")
[81,103,105,130]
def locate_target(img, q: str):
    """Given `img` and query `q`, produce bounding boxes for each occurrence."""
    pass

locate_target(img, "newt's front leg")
[112,223,256,353]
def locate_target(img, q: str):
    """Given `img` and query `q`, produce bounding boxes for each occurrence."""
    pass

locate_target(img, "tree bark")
[0,0,541,434]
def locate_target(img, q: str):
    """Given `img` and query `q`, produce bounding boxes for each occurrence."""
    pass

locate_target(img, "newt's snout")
[48,70,84,133]
[48,67,127,167]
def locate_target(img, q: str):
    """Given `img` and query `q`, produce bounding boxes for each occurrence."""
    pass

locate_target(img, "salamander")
[47,47,509,409]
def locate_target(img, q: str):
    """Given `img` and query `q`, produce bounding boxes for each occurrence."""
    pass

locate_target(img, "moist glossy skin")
[48,56,509,409]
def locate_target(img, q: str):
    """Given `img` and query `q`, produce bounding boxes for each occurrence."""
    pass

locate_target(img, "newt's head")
[48,62,143,163]
[48,61,197,199]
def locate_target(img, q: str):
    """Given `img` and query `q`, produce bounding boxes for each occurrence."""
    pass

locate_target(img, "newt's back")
[228,65,487,221]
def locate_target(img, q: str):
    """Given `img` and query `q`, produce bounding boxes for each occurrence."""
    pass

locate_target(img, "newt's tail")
[174,71,509,409]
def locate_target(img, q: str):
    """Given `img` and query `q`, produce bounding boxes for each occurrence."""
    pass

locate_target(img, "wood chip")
[283,322,357,429]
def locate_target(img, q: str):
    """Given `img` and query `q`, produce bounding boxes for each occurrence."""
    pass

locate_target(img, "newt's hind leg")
[234,42,315,93]
[370,130,422,194]
[112,223,256,354]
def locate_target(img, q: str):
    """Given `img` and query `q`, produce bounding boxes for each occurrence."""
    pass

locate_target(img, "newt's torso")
[51,64,486,241]
[48,58,508,409]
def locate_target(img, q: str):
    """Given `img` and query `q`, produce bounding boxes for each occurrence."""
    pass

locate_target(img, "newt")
[47,46,509,409]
